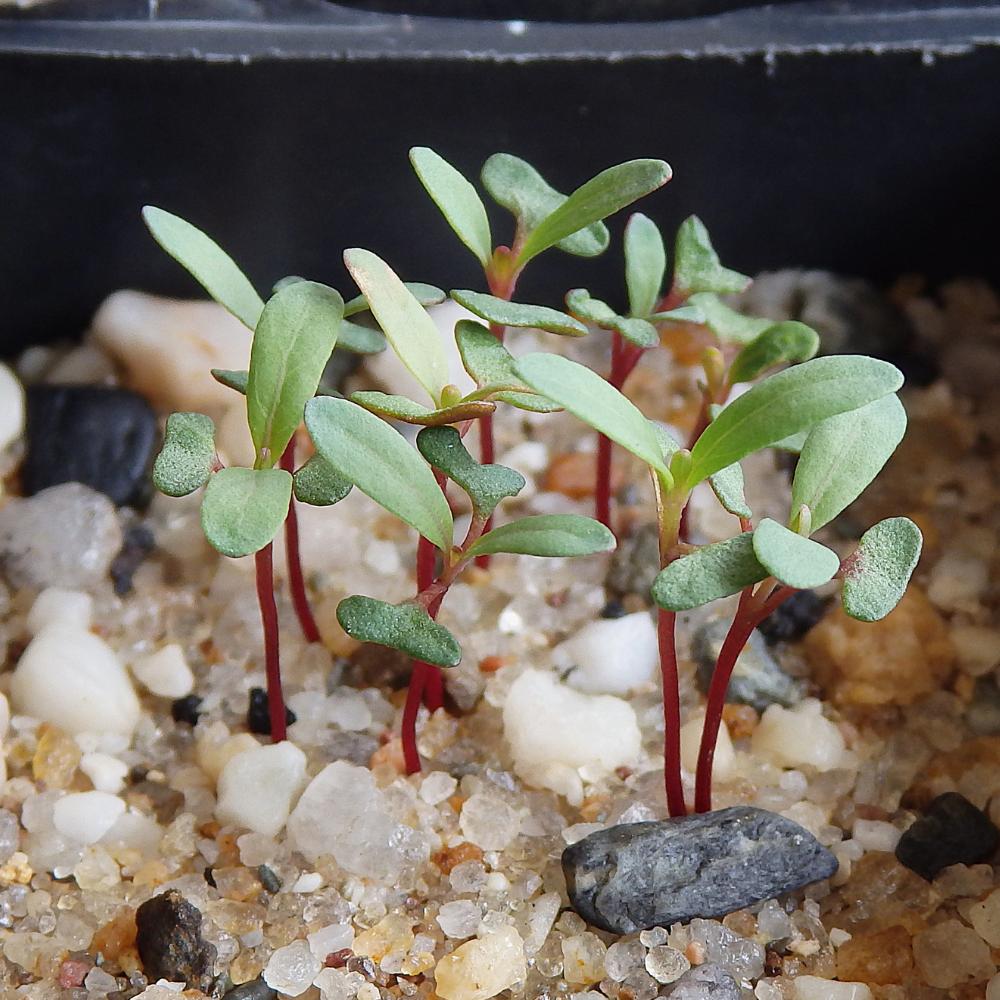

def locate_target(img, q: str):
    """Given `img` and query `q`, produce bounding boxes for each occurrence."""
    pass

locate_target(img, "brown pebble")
[479,655,507,674]
[325,948,353,968]
[763,949,784,977]
[370,737,406,774]
[432,841,484,874]
[92,907,138,962]
[835,924,914,985]
[722,703,759,739]
[685,940,706,965]
[545,451,624,500]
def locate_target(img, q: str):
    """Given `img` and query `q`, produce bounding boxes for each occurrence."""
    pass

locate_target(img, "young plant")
[515,350,916,817]
[302,394,615,773]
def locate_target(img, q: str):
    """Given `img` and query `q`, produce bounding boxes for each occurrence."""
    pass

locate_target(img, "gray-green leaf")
[752,518,841,590]
[337,596,461,668]
[624,213,666,319]
[466,514,615,559]
[672,216,750,296]
[211,369,249,395]
[200,467,291,558]
[709,461,752,519]
[451,289,588,337]
[142,207,264,330]
[343,282,446,317]
[728,321,821,385]
[153,412,216,497]
[292,453,353,507]
[651,533,767,611]
[349,391,495,426]
[337,320,387,355]
[565,289,658,348]
[841,517,922,623]
[304,396,453,550]
[686,293,773,345]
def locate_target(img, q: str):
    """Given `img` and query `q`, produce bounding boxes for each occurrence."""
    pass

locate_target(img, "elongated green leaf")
[565,289,658,348]
[142,207,264,330]
[212,368,249,395]
[246,281,343,464]
[293,453,353,506]
[625,213,666,319]
[153,412,216,497]
[481,153,609,258]
[672,216,750,297]
[772,429,809,454]
[752,518,840,590]
[467,514,615,559]
[337,596,461,668]
[791,394,907,532]
[729,321,820,385]
[651,533,767,611]
[410,147,493,266]
[841,517,922,623]
[343,282,446,318]
[417,426,524,516]
[514,353,671,479]
[343,249,449,404]
[648,305,707,324]
[200,467,291,558]
[709,462,752,519]
[687,356,904,486]
[350,391,495,426]
[518,159,671,266]
[337,320,386,355]
[686,293,772,345]
[451,289,587,337]
[304,396,452,550]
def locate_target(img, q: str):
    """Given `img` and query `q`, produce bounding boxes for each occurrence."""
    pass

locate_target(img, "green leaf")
[672,216,750,296]
[337,596,461,668]
[343,248,449,405]
[648,304,707,324]
[752,518,841,590]
[467,514,616,559]
[481,153,609,258]
[410,147,493,267]
[153,412,216,497]
[350,391,495,426]
[142,207,264,330]
[246,281,344,464]
[709,462,752,519]
[686,293,772,345]
[416,426,524,516]
[687,356,904,486]
[451,289,588,337]
[651,533,767,611]
[343,282,446,317]
[211,369,249,395]
[292,453,353,507]
[791,394,907,532]
[304,396,453,550]
[517,159,672,266]
[564,289,658,348]
[337,320,387,355]
[200,467,291,558]
[728,321,821,385]
[841,517,923,623]
[772,430,809,454]
[514,353,671,479]
[624,212,667,319]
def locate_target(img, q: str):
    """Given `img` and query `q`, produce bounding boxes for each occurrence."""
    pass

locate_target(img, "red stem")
[280,439,320,644]
[416,530,444,712]
[254,542,287,742]
[658,608,687,818]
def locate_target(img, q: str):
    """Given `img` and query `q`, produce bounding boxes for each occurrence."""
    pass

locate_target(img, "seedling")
[516,350,920,816]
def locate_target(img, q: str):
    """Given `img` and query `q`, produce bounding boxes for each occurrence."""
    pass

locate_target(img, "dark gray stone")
[693,619,803,713]
[755,590,827,645]
[605,522,660,600]
[223,977,277,1000]
[668,964,740,999]
[562,808,838,934]
[135,889,216,991]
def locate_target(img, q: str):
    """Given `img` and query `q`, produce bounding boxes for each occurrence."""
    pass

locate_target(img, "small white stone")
[292,871,323,893]
[829,928,852,947]
[264,938,323,997]
[679,713,735,781]
[433,926,526,1000]
[751,699,849,771]
[328,689,372,731]
[11,626,141,737]
[307,922,354,961]
[0,362,25,453]
[363,538,401,575]
[437,899,482,939]
[420,771,457,805]
[216,741,308,838]
[0,692,9,742]
[26,587,93,636]
[52,791,126,845]
[500,441,549,475]
[558,612,658,696]
[460,794,521,851]
[80,752,129,794]
[792,976,872,1000]
[130,644,194,699]
[852,818,901,853]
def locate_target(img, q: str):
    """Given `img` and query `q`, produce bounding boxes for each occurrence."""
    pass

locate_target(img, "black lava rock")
[895,792,1000,880]
[23,385,158,507]
[135,889,217,991]
[247,687,296,735]
[223,977,277,1000]
[171,694,204,726]
[756,590,827,645]
[562,808,838,934]
[110,522,156,596]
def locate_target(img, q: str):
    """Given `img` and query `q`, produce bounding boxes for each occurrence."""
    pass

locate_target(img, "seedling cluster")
[146,146,921,811]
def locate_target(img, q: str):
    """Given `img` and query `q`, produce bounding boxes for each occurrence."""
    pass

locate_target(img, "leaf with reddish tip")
[841,517,922,622]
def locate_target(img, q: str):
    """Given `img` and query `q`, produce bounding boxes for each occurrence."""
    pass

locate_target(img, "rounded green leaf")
[344,248,449,405]
[624,213,666,319]
[350,391,495,426]
[514,353,671,479]
[752,518,841,590]
[293,453,353,507]
[672,216,750,297]
[304,396,453,550]
[336,320,387,356]
[709,461,752,519]
[841,517,923,623]
[153,412,216,497]
[466,514,615,559]
[451,289,588,337]
[142,207,264,330]
[246,280,344,464]
[651,533,767,611]
[410,147,493,267]
[200,467,291,558]
[728,321,821,385]
[565,289,658,348]
[688,356,904,486]
[685,293,772,345]
[337,596,461,668]
[791,394,907,532]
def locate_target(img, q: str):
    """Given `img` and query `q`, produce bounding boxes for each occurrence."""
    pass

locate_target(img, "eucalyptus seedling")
[515,350,910,817]
[303,394,615,773]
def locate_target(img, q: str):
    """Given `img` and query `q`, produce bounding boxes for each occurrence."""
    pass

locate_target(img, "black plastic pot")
[2,1,999,353]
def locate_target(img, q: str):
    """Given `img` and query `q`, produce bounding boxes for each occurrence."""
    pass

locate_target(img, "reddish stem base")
[658,608,687,818]
[280,440,321,644]
[254,543,287,742]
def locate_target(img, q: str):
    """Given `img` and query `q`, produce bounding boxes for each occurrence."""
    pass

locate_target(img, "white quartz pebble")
[307,922,354,961]
[264,939,322,997]
[793,976,872,1000]
[752,699,849,772]
[0,692,9,741]
[434,926,527,1000]
[852,818,901,853]
[80,752,129,794]
[460,794,521,851]
[680,713,735,781]
[11,626,141,736]
[420,771,458,805]
[558,613,658,696]
[130,644,194,699]
[26,588,93,636]
[0,362,25,453]
[216,741,308,838]
[52,791,126,845]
